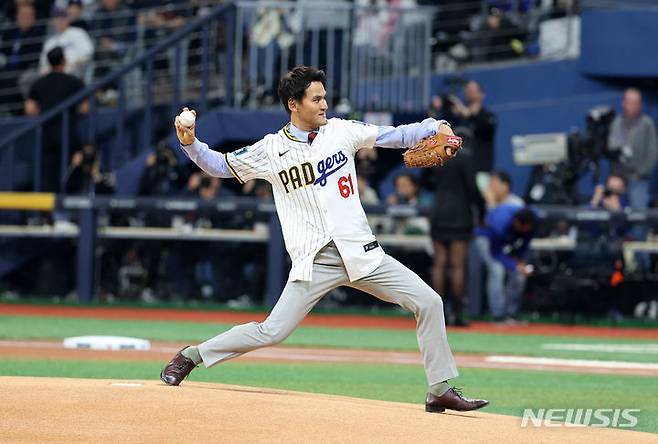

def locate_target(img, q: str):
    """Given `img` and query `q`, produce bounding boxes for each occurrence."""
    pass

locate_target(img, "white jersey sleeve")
[225,138,272,184]
[343,120,378,154]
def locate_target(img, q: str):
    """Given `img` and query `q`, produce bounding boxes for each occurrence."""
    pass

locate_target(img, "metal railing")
[0,4,234,192]
[232,1,435,111]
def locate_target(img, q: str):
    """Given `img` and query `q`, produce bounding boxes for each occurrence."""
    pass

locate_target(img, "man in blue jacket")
[474,205,536,323]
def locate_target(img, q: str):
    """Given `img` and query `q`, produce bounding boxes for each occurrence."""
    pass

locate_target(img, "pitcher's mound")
[1,376,653,443]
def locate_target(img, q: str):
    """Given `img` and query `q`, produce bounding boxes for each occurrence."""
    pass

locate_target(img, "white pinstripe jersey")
[225,118,383,282]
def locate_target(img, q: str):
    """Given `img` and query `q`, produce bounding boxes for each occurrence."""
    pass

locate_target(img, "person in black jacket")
[25,47,89,192]
[426,127,485,326]
[447,80,497,172]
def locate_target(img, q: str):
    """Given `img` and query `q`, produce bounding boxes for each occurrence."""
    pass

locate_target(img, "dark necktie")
[307,131,318,144]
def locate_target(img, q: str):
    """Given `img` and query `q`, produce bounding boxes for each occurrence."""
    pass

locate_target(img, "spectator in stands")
[447,81,497,172]
[26,47,89,192]
[63,144,115,194]
[484,170,524,208]
[67,0,89,31]
[182,171,234,213]
[474,205,536,323]
[357,173,379,205]
[386,173,430,235]
[608,88,658,227]
[3,0,53,20]
[473,7,525,62]
[0,2,45,115]
[138,140,185,197]
[387,173,420,206]
[420,0,479,66]
[90,0,137,82]
[135,0,191,78]
[39,6,94,79]
[427,136,485,326]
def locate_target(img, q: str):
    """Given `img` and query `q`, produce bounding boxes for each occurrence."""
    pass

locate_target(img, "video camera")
[525,106,617,205]
[567,106,617,170]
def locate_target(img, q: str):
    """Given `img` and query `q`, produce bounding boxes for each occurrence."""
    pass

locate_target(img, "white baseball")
[179,110,196,127]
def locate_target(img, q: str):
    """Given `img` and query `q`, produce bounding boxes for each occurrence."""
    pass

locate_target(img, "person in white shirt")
[39,7,93,79]
[160,66,488,413]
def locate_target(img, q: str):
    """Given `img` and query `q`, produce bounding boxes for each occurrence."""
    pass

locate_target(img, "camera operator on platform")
[608,88,657,222]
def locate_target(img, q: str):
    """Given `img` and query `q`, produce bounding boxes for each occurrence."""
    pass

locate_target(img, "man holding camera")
[590,174,629,213]
[608,88,657,221]
[586,173,630,240]
[446,80,497,173]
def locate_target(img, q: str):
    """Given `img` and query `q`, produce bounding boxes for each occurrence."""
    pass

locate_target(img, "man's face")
[289,81,328,130]
[16,5,36,30]
[464,81,483,105]
[622,89,641,119]
[606,176,625,195]
[53,16,69,33]
[488,176,509,202]
[395,176,417,199]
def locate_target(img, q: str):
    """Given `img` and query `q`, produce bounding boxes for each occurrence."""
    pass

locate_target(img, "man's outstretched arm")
[375,118,449,149]
[179,138,233,179]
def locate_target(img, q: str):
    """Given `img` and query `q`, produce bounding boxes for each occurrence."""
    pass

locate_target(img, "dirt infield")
[2,340,657,377]
[2,303,657,339]
[2,376,654,443]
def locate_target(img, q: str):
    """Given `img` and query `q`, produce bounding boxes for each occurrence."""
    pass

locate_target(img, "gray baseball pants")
[198,242,459,385]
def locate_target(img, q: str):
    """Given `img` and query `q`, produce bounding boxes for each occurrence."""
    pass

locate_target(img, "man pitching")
[161,66,488,413]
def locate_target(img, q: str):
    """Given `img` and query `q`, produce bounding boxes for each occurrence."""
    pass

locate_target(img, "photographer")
[608,88,657,220]
[445,81,497,172]
[63,144,115,194]
[138,140,185,196]
[585,173,630,239]
[590,174,629,213]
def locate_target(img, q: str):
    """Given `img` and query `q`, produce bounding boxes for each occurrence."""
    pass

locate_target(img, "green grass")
[1,315,657,363]
[4,297,658,328]
[2,358,656,434]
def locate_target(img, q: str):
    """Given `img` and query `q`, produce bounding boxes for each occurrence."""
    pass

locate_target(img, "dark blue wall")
[581,8,658,78]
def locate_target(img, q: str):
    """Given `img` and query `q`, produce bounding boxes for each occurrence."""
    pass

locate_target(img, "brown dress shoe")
[425,388,489,413]
[160,347,197,386]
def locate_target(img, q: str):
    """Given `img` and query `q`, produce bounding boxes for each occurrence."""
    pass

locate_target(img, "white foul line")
[542,343,658,354]
[486,355,658,370]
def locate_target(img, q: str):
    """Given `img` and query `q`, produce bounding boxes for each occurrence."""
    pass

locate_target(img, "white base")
[63,336,151,351]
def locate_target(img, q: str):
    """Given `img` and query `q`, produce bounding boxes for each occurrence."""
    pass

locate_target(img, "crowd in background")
[0,0,579,115]
[0,0,226,115]
[1,0,657,323]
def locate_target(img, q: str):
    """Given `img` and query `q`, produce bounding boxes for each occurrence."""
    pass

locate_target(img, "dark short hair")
[466,79,484,93]
[47,46,65,67]
[278,66,326,114]
[514,208,537,227]
[607,172,626,187]
[491,170,512,188]
[395,173,418,187]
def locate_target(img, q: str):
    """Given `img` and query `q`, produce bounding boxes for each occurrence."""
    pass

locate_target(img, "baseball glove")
[402,133,463,168]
